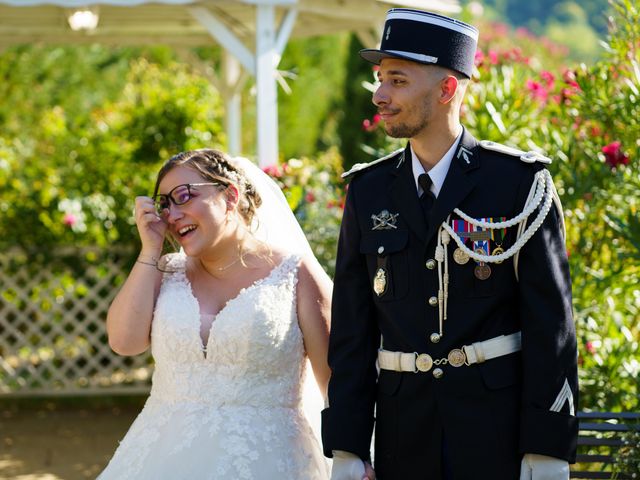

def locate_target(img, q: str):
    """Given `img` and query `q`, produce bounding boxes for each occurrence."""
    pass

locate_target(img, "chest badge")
[371,210,399,230]
[373,267,388,296]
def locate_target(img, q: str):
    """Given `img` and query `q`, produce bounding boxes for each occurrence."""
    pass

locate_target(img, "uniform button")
[432,368,444,379]
[430,333,441,343]
[428,296,438,307]
[377,246,385,254]
[425,259,436,270]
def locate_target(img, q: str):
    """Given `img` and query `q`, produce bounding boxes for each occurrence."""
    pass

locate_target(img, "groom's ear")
[224,184,240,211]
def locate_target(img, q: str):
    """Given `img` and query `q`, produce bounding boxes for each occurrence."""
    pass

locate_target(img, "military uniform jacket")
[322,129,579,480]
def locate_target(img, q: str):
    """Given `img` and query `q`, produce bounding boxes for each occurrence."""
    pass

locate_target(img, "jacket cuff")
[321,407,373,461]
[520,407,579,462]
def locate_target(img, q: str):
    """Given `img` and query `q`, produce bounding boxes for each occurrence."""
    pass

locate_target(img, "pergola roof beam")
[188,5,255,75]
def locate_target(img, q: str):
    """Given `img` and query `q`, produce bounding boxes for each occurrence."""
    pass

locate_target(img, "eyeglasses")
[153,182,224,215]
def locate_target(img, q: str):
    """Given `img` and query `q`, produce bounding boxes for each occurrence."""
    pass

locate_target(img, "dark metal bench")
[570,411,640,479]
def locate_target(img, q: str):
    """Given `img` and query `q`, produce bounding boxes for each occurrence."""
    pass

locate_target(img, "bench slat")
[577,412,640,421]
[578,437,624,447]
[575,454,613,463]
[570,472,613,479]
[578,422,631,432]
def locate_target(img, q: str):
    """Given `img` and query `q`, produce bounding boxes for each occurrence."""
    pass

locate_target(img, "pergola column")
[190,0,297,167]
[222,52,243,156]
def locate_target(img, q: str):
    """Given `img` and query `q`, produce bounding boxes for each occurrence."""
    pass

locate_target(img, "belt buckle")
[414,353,433,372]
[447,348,467,367]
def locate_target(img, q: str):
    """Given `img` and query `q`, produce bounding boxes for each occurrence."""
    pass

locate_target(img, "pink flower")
[262,165,283,178]
[526,79,548,102]
[602,141,630,168]
[305,192,316,203]
[562,69,578,87]
[474,49,485,67]
[540,71,555,88]
[362,117,379,132]
[63,213,77,227]
[585,341,596,354]
[488,50,499,65]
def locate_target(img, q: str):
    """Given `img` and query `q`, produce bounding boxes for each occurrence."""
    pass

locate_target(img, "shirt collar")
[411,129,463,197]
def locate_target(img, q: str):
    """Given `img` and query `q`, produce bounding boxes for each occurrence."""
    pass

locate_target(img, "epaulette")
[479,140,551,164]
[341,148,404,179]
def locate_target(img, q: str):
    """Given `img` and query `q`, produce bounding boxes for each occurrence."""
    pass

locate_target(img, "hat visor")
[359,48,437,66]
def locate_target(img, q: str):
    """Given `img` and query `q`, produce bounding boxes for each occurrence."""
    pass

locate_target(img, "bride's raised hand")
[134,196,167,256]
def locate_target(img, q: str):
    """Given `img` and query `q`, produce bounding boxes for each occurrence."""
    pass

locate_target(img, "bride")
[98,149,331,479]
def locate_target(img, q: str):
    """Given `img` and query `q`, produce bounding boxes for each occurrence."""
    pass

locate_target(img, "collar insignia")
[457,146,473,164]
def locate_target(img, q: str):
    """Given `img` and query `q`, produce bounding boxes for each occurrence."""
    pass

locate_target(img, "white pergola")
[0,0,460,166]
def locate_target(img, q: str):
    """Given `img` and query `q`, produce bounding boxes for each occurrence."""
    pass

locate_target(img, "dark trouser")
[442,434,454,480]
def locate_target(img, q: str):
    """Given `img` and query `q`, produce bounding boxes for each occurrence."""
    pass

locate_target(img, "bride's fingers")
[135,196,157,214]
[140,212,163,224]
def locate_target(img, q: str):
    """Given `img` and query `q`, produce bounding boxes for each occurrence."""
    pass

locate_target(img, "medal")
[490,217,507,264]
[373,267,388,296]
[453,248,470,265]
[492,246,504,264]
[474,264,492,280]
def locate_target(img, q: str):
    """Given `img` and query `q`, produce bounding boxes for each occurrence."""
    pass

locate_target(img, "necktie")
[418,173,435,219]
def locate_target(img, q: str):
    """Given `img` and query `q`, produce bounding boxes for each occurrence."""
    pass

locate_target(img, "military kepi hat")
[360,9,479,78]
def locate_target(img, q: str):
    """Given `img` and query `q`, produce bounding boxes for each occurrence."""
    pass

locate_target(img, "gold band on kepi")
[359,9,479,78]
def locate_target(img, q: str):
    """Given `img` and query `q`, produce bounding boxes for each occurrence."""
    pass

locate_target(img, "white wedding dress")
[98,252,330,480]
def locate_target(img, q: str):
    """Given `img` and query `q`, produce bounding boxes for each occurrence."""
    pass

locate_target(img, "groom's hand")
[331,450,375,480]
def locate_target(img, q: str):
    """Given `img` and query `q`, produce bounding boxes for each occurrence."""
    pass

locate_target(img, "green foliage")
[335,35,387,169]
[0,47,225,252]
[263,149,345,276]
[613,421,640,478]
[277,34,350,158]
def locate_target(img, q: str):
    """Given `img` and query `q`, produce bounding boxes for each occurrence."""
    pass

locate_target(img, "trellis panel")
[0,247,153,396]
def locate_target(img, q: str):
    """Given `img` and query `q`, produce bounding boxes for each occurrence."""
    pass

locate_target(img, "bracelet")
[137,254,159,268]
[136,259,158,267]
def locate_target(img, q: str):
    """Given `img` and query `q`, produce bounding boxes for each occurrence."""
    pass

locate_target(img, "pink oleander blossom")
[602,141,630,168]
[362,115,381,132]
[526,79,548,102]
[540,71,555,88]
[263,165,283,178]
[63,213,77,227]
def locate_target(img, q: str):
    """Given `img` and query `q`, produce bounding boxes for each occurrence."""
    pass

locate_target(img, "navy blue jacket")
[322,129,578,480]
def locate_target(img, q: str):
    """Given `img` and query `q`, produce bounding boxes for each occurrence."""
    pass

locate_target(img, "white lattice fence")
[0,247,153,396]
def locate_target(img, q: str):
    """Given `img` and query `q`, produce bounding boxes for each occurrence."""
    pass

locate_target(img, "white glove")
[519,453,569,480]
[331,450,366,480]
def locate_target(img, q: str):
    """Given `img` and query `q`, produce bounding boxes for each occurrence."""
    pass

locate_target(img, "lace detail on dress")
[98,252,329,480]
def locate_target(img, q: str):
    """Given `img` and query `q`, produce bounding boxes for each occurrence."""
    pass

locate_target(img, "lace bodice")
[150,252,305,407]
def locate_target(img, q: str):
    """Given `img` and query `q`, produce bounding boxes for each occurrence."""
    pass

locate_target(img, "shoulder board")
[479,140,551,165]
[341,148,404,179]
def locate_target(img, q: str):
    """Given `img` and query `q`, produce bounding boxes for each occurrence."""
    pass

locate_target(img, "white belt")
[378,332,522,373]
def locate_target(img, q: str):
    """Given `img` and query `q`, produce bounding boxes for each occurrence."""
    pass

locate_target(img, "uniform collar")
[410,128,463,198]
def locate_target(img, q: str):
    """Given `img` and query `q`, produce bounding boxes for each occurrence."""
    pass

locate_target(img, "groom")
[322,8,578,480]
